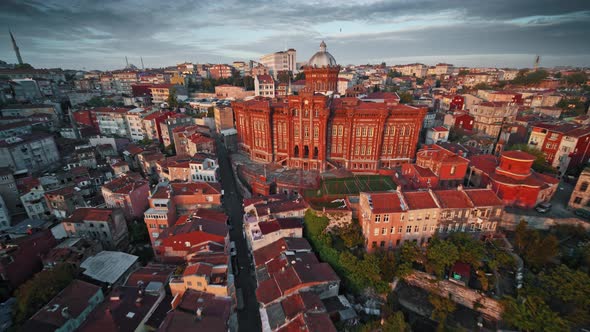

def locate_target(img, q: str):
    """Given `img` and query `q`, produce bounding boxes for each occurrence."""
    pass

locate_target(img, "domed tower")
[303,41,340,93]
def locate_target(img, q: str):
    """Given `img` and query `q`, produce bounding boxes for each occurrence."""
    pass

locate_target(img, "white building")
[95,107,130,137]
[0,134,60,172]
[254,75,275,98]
[0,195,10,229]
[190,156,219,183]
[124,107,148,141]
[425,126,450,144]
[20,181,50,220]
[260,49,296,78]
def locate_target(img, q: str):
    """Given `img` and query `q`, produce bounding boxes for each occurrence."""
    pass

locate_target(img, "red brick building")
[360,187,503,252]
[72,109,98,129]
[233,42,426,172]
[401,144,469,189]
[468,151,559,208]
[528,122,590,176]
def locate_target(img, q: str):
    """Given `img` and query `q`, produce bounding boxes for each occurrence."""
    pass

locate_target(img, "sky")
[0,0,589,70]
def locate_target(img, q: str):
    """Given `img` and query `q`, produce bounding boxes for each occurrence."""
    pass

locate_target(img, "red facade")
[454,113,475,131]
[401,144,469,189]
[73,109,98,129]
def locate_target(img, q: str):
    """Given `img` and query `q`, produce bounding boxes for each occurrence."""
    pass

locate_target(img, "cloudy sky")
[0,0,589,70]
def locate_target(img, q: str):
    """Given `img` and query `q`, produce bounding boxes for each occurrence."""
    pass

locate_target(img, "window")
[356,127,361,137]
[574,197,582,204]
[450,165,456,175]
[332,127,337,136]
[369,127,374,137]
[581,182,589,192]
[414,225,419,233]
[338,125,343,136]
[381,228,386,235]
[383,215,389,223]
[304,126,309,137]
[380,241,385,248]
[314,126,319,138]
[423,225,427,232]
[406,225,412,233]
[398,226,403,233]
[390,227,395,234]
[374,215,381,223]
[362,127,367,137]
[374,228,379,236]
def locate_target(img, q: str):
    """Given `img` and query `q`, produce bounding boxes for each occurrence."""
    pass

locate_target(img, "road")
[216,137,262,332]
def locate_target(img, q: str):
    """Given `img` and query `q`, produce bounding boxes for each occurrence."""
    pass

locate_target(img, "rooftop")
[80,251,138,284]
[23,280,102,332]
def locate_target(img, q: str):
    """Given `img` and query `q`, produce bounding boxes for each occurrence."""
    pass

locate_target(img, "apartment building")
[62,208,129,249]
[94,107,131,137]
[359,187,503,252]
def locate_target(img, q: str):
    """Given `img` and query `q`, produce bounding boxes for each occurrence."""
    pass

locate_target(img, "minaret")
[9,29,23,65]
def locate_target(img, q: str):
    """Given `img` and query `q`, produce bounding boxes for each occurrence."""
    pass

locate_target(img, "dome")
[308,41,337,67]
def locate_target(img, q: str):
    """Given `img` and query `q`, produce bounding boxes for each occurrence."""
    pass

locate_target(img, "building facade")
[0,134,60,172]
[233,42,426,172]
[259,49,296,78]
[101,174,150,221]
[62,208,129,249]
[568,167,590,211]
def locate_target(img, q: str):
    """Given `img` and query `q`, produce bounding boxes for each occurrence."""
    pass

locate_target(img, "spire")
[319,40,326,52]
[9,29,23,65]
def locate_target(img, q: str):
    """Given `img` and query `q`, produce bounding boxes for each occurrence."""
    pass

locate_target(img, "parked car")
[535,202,552,213]
[574,209,590,220]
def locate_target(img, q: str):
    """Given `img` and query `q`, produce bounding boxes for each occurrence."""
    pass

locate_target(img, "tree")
[398,92,413,104]
[448,233,485,268]
[388,70,402,78]
[426,239,459,278]
[14,63,33,69]
[512,69,549,86]
[358,311,410,332]
[538,264,590,326]
[337,220,364,248]
[13,264,77,326]
[502,296,569,332]
[514,219,529,253]
[506,144,556,174]
[294,72,305,81]
[244,76,255,90]
[129,221,149,244]
[429,294,456,332]
[167,88,178,108]
[375,250,396,282]
[473,82,492,90]
[458,69,470,76]
[563,72,587,86]
[276,71,292,84]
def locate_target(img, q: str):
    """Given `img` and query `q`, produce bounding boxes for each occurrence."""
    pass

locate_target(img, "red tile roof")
[501,150,535,161]
[403,191,438,210]
[433,190,473,209]
[253,237,312,267]
[463,189,503,207]
[23,280,101,331]
[364,192,405,214]
[64,208,113,223]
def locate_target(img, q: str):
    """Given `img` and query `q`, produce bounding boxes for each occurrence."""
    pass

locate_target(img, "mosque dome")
[308,41,337,67]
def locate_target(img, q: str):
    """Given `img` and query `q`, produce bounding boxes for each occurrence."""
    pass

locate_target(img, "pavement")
[216,137,262,332]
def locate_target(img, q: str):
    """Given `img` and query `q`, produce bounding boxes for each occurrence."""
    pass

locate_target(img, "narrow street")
[216,137,262,332]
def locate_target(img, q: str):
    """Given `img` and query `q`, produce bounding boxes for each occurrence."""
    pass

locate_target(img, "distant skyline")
[0,0,589,70]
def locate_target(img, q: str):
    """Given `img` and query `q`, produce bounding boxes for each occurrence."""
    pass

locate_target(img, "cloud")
[0,0,588,69]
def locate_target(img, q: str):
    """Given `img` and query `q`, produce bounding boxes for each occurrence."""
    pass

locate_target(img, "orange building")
[233,42,426,172]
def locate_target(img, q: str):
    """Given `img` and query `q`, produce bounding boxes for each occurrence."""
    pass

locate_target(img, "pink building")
[101,174,150,220]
